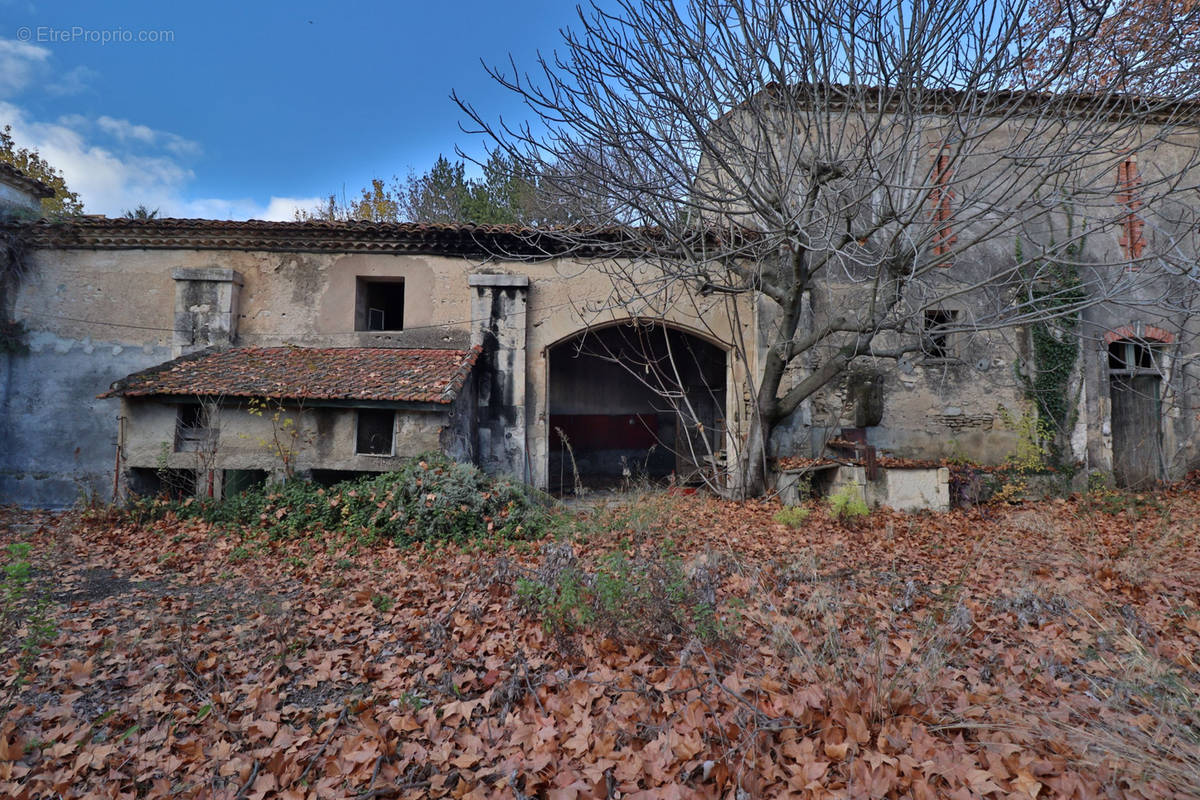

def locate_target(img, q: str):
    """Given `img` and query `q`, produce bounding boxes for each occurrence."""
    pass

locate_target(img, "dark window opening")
[174,403,212,452]
[923,310,958,360]
[356,278,405,331]
[356,410,395,455]
[1108,338,1160,374]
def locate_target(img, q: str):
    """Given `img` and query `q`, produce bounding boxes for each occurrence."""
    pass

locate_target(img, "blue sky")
[0,1,594,219]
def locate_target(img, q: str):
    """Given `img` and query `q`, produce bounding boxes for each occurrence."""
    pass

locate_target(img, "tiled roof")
[0,163,55,199]
[2,217,753,257]
[102,346,481,405]
[3,217,623,256]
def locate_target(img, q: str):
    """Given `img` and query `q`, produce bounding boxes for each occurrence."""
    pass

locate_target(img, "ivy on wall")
[1017,236,1085,467]
[0,228,29,353]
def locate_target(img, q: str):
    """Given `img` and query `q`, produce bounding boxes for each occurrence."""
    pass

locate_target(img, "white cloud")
[0,37,314,221]
[2,101,193,213]
[46,64,96,96]
[96,115,157,145]
[0,39,50,97]
[95,115,202,158]
[3,101,315,220]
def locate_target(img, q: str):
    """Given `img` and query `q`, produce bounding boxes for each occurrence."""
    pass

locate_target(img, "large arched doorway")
[547,321,727,492]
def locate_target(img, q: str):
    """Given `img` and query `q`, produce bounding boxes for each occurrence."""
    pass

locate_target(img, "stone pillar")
[172,268,243,356]
[469,273,529,480]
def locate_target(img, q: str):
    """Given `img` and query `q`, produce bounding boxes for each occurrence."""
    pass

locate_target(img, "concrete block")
[872,467,950,512]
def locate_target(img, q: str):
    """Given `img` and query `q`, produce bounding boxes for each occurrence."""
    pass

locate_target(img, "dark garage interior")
[548,322,727,492]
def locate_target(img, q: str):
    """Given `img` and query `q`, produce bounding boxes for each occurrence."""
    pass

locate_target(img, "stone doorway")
[1108,338,1164,488]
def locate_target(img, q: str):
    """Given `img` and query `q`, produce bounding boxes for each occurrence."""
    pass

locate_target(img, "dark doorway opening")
[548,322,726,493]
[127,467,196,500]
[1108,338,1163,488]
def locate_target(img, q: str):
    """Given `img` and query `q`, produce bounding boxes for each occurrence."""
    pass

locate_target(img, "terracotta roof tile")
[0,162,55,199]
[2,217,752,256]
[102,346,480,405]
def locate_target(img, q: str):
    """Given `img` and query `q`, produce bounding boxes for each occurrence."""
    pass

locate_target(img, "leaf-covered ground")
[1,488,1198,799]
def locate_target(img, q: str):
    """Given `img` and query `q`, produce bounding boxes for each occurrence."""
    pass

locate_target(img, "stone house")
[1,130,1198,507]
[101,345,481,497]
[0,209,749,506]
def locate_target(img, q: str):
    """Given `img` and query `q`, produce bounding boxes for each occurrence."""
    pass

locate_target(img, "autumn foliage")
[1020,0,1200,95]
[1,486,1199,798]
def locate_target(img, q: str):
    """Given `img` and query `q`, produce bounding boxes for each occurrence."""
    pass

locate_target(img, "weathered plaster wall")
[0,183,42,215]
[470,275,529,480]
[24,215,1193,505]
[2,248,177,507]
[4,241,753,504]
[3,247,482,506]
[0,336,171,506]
[120,399,452,487]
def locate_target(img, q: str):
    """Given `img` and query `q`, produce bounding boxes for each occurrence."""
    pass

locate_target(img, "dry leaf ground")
[1,487,1198,799]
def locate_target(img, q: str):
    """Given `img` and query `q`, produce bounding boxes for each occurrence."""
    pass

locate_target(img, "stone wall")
[119,398,455,493]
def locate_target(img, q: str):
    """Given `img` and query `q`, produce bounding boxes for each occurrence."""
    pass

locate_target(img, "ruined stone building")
[2,105,1199,509]
[0,194,749,507]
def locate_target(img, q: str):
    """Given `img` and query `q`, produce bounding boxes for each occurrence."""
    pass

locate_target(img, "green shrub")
[132,452,551,546]
[773,506,810,528]
[828,485,869,521]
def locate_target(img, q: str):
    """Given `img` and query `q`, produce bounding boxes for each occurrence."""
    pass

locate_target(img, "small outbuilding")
[101,345,479,498]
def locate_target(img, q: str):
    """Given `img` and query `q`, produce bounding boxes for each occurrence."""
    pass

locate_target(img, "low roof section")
[101,346,481,408]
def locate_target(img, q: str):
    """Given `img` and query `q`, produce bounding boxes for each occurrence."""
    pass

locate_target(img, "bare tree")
[455,0,1200,495]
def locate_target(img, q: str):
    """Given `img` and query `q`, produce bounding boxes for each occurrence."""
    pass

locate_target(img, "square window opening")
[356,278,405,332]
[356,409,396,456]
[923,310,958,360]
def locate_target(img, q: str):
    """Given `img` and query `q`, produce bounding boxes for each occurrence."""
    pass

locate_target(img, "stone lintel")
[469,273,529,289]
[172,267,245,285]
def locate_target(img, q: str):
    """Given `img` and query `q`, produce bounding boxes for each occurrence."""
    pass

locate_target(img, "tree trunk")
[739,412,771,499]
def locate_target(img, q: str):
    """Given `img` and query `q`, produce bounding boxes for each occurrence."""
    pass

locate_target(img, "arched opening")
[548,321,727,493]
[1108,337,1165,488]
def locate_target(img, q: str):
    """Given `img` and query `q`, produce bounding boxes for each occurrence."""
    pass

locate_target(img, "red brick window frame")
[1103,324,1174,347]
[930,147,955,267]
[1116,158,1145,263]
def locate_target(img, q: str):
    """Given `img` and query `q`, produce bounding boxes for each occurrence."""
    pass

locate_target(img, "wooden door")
[1110,374,1162,488]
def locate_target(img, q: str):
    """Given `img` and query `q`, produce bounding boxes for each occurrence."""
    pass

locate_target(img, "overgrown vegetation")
[828,484,870,521]
[773,505,810,528]
[133,453,550,545]
[0,542,56,720]
[1018,234,1085,468]
[0,125,84,217]
[516,540,723,645]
